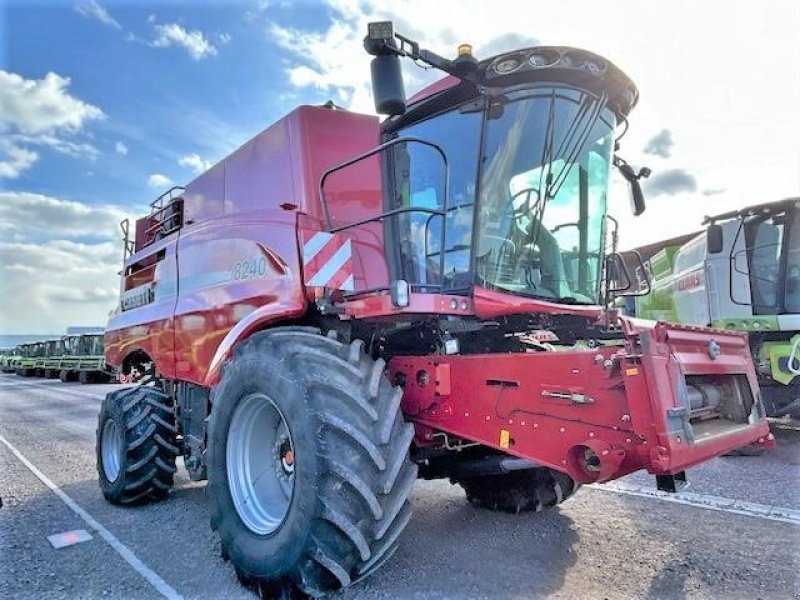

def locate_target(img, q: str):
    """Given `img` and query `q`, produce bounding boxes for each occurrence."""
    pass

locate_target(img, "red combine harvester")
[97,22,773,596]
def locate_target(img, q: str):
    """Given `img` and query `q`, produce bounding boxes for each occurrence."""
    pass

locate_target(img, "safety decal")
[302,231,355,291]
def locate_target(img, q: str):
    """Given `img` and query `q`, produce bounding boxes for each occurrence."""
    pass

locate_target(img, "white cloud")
[0,192,131,333]
[148,173,173,188]
[115,141,128,155]
[9,133,100,160]
[0,239,120,333]
[178,152,212,174]
[74,0,121,30]
[151,23,218,60]
[0,70,105,177]
[0,140,38,179]
[0,70,105,135]
[218,32,232,45]
[0,191,128,240]
[268,0,799,250]
[268,1,538,113]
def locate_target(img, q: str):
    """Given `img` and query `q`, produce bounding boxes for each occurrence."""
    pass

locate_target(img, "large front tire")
[458,468,579,514]
[96,386,179,505]
[207,328,417,597]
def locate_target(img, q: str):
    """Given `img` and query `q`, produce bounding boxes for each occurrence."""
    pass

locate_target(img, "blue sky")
[3,1,333,204]
[1,0,799,334]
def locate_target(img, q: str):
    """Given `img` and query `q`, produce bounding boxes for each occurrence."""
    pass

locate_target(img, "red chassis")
[387,304,773,485]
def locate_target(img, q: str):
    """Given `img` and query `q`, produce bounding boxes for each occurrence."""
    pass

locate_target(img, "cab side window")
[390,108,482,290]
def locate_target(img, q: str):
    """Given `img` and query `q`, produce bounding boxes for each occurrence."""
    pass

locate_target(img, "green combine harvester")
[3,333,112,384]
[14,342,45,377]
[634,198,799,419]
[0,348,19,373]
[57,333,113,383]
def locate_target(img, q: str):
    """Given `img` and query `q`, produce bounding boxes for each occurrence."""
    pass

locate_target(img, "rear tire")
[207,327,416,597]
[458,468,579,514]
[79,370,93,384]
[96,386,179,505]
[59,369,74,382]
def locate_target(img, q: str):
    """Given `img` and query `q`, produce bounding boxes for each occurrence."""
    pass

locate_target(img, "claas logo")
[675,271,702,292]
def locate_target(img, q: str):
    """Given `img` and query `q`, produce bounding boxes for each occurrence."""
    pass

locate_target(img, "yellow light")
[458,44,473,56]
[499,429,511,449]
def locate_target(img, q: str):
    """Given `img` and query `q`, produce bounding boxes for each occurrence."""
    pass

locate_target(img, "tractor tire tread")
[208,327,416,597]
[96,386,178,505]
[458,468,579,514]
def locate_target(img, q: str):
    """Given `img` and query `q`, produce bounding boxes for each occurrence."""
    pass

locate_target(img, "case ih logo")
[302,231,355,291]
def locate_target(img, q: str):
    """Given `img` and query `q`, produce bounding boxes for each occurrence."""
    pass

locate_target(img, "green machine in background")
[57,333,112,383]
[15,342,46,377]
[634,198,800,419]
[3,333,112,384]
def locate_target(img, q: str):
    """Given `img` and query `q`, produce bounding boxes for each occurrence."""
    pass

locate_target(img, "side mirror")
[629,177,646,217]
[706,223,723,254]
[615,159,649,216]
[370,54,406,116]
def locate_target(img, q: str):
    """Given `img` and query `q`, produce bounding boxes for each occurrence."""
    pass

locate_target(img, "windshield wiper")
[524,91,609,281]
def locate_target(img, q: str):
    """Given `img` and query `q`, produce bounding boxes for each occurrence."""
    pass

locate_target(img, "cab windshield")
[476,88,615,304]
[745,207,800,313]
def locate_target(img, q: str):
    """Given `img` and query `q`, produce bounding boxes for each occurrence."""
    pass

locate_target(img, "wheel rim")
[226,393,295,535]
[101,418,122,482]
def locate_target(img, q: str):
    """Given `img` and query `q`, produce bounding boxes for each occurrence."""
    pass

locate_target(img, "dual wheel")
[96,327,579,596]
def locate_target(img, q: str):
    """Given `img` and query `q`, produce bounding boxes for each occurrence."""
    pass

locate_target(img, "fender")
[203,298,308,388]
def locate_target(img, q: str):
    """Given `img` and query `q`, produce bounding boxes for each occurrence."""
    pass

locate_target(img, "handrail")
[150,186,185,211]
[318,136,449,229]
[788,337,800,376]
[318,136,450,291]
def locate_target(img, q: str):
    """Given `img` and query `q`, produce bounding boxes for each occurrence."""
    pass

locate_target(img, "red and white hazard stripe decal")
[302,231,354,291]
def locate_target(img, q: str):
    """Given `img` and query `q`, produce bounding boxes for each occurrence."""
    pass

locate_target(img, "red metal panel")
[389,320,772,483]
[224,117,296,215]
[473,286,604,320]
[293,106,388,293]
[173,209,306,386]
[105,237,179,378]
[338,292,474,319]
[407,75,459,105]
[292,105,381,222]
[110,106,386,382]
[623,319,769,473]
[183,162,224,225]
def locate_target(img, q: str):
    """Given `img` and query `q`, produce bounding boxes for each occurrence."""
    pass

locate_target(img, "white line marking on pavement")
[591,481,800,525]
[0,433,183,600]
[0,379,107,399]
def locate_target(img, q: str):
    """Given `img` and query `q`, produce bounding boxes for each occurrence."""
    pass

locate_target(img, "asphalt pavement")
[1,373,798,599]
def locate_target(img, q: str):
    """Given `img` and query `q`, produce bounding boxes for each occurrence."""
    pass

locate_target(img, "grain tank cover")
[179,106,380,227]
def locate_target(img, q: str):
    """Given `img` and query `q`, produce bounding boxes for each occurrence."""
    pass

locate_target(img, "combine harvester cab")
[16,342,44,377]
[99,21,772,596]
[635,198,800,420]
[0,347,19,373]
[62,333,113,384]
[41,339,67,379]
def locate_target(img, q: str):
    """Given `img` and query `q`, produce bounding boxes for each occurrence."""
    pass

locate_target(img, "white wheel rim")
[101,418,122,482]
[226,393,295,535]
